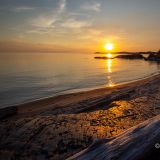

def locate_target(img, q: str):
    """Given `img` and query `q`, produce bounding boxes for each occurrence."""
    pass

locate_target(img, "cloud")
[59,0,66,13]
[0,40,89,53]
[61,18,91,29]
[31,16,56,28]
[31,0,66,28]
[78,28,103,42]
[88,29,103,36]
[82,1,101,12]
[30,0,93,34]
[13,6,35,12]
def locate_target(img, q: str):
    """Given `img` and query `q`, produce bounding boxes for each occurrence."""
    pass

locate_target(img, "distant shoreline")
[94,51,157,54]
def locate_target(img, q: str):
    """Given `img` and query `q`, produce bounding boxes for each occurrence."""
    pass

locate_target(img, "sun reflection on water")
[106,53,112,58]
[106,59,114,87]
[107,59,112,73]
[107,75,114,87]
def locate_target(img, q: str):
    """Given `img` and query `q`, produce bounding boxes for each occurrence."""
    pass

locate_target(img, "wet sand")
[0,74,160,159]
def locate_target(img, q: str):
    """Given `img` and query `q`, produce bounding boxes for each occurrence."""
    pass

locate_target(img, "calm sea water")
[0,52,160,108]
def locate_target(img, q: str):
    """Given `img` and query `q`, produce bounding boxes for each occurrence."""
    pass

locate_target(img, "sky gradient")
[0,0,160,52]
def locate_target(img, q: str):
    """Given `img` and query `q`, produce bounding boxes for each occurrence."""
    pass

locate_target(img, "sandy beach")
[0,74,160,159]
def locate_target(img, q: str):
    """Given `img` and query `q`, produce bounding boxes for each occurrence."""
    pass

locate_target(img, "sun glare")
[105,43,114,51]
[106,53,112,58]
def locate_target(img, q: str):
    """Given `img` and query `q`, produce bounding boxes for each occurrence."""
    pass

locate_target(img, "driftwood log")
[67,114,160,160]
[74,88,135,113]
[0,106,17,119]
[43,88,135,115]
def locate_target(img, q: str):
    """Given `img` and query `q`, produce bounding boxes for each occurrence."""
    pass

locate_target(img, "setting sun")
[105,43,114,51]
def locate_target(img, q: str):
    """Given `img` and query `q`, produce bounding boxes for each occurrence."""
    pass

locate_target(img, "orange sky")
[0,0,160,53]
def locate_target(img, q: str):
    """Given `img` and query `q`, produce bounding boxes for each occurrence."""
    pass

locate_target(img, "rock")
[115,54,144,59]
[94,56,114,59]
[146,52,160,61]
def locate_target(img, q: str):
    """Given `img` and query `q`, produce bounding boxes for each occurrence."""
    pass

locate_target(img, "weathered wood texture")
[67,114,160,160]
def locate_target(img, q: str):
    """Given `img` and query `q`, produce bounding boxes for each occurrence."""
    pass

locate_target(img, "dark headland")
[94,50,160,61]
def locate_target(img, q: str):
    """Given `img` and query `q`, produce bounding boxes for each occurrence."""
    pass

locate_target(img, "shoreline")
[61,71,160,94]
[0,73,160,159]
[14,72,160,116]
[1,70,159,110]
[1,71,158,114]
